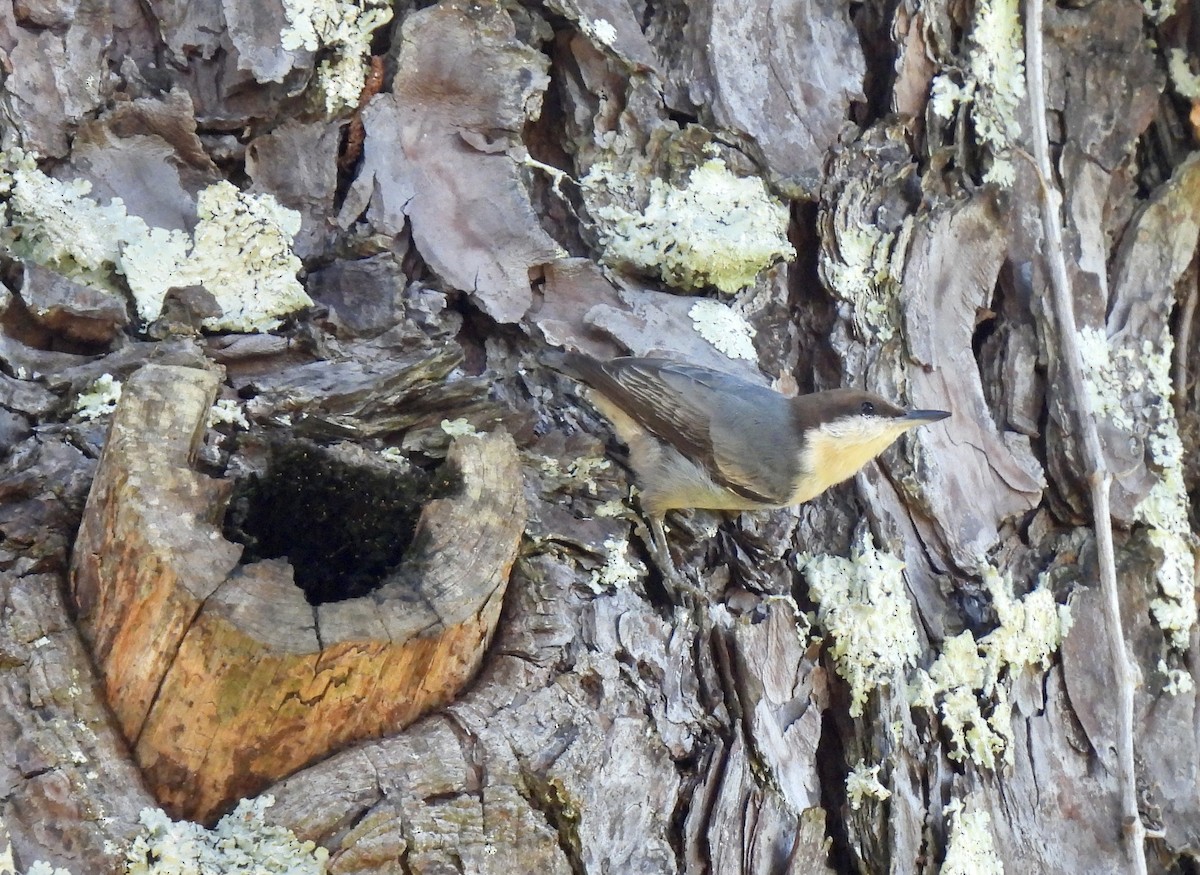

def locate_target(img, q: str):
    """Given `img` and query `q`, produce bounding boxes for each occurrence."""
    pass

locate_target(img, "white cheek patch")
[819,415,895,442]
[843,418,915,460]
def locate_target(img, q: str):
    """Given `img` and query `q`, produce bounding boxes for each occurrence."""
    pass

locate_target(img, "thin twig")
[1172,256,1198,424]
[1023,1,1148,872]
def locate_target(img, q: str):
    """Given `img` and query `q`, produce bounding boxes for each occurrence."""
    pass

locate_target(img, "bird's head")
[791,389,950,503]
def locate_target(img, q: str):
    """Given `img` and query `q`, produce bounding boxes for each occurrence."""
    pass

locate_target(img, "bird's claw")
[630,514,705,608]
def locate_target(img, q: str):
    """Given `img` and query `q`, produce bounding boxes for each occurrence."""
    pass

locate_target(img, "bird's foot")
[630,515,705,609]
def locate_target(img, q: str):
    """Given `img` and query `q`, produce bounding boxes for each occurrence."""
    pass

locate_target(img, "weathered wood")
[0,571,157,874]
[20,262,129,345]
[4,0,1200,869]
[70,364,526,823]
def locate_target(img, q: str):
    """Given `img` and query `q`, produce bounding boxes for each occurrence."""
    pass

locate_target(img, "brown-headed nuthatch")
[546,351,950,585]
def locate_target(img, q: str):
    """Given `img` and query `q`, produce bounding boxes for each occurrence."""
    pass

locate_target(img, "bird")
[544,350,950,590]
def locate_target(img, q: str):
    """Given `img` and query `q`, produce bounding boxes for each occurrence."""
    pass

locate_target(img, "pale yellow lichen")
[1158,658,1194,696]
[1,150,310,334]
[74,374,122,421]
[846,760,891,810]
[593,500,629,518]
[1076,326,1136,431]
[1080,327,1197,652]
[818,209,912,342]
[118,228,192,321]
[584,157,792,293]
[688,299,758,361]
[378,446,411,469]
[121,181,310,332]
[21,862,73,875]
[910,568,1069,769]
[589,537,643,592]
[208,399,250,430]
[125,796,328,875]
[942,798,1003,875]
[537,453,612,497]
[980,565,1069,673]
[1144,0,1177,23]
[440,418,481,437]
[0,148,146,291]
[1146,528,1196,651]
[1168,49,1200,99]
[566,456,612,485]
[929,0,1026,186]
[280,0,393,114]
[585,18,617,47]
[0,825,13,875]
[799,534,921,718]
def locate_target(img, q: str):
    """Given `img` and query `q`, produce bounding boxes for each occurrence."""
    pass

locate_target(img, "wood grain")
[70,364,525,823]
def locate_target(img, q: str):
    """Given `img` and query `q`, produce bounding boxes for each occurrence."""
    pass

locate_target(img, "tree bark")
[1,0,1198,873]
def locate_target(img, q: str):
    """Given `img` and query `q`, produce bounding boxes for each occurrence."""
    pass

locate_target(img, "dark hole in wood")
[815,706,857,872]
[222,440,457,605]
[971,301,998,363]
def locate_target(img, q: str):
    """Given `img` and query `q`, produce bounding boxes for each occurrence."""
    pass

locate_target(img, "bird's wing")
[705,387,801,506]
[580,359,713,459]
[587,359,796,506]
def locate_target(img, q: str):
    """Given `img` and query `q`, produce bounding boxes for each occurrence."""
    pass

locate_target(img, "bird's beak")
[902,409,951,427]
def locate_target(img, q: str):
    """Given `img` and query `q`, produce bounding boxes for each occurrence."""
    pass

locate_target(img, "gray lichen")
[124,796,328,874]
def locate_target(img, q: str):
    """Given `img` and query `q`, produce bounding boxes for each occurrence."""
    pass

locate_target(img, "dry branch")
[1024,2,1147,871]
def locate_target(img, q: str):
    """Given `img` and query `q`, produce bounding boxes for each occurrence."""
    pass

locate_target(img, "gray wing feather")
[707,391,801,505]
[570,357,799,505]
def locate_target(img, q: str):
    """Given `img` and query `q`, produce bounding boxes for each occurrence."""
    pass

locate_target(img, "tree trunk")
[1,0,1198,873]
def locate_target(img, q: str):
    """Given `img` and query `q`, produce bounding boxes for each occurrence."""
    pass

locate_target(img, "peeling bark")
[1,0,1199,872]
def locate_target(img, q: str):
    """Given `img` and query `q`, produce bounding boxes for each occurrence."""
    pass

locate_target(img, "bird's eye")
[861,401,876,416]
